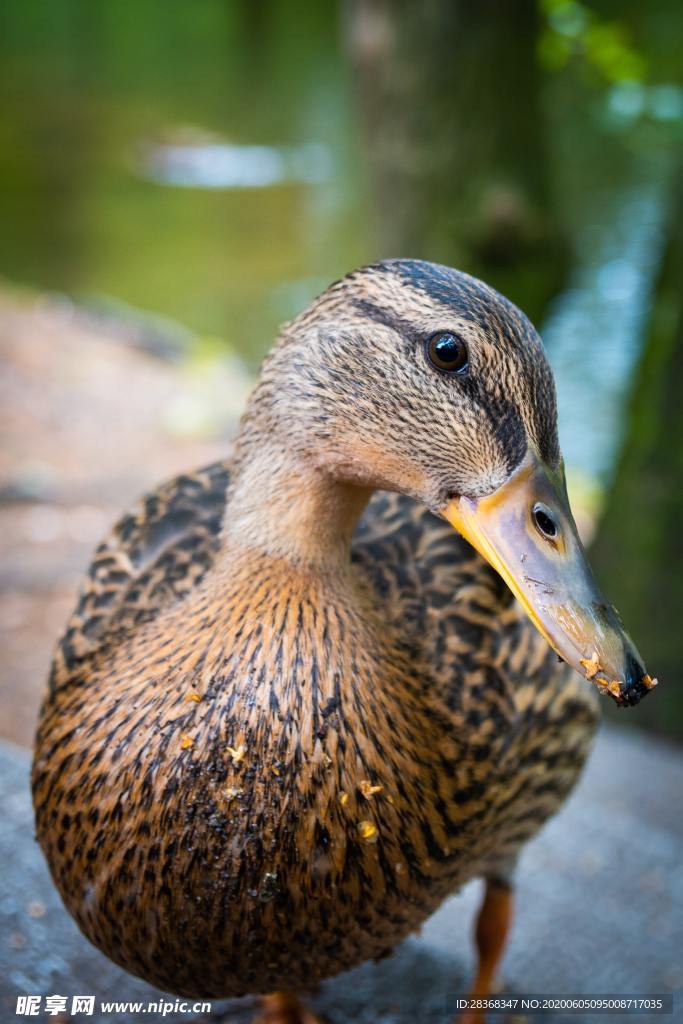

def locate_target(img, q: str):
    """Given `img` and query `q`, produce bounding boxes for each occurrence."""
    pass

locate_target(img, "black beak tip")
[617,653,653,707]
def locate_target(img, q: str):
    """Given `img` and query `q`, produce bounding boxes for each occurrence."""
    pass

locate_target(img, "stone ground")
[0,284,249,748]
[2,726,682,1024]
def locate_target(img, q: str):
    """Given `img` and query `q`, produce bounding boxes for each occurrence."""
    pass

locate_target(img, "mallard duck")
[33,260,653,1023]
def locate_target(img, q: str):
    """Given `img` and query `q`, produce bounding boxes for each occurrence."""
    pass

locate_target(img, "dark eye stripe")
[458,375,528,473]
[351,298,422,347]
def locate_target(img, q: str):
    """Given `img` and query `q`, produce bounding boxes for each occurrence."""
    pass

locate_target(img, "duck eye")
[425,331,469,374]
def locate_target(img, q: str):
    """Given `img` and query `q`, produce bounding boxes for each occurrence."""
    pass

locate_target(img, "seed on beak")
[579,651,600,680]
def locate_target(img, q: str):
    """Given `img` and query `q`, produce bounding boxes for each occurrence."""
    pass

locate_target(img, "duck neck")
[222,436,372,572]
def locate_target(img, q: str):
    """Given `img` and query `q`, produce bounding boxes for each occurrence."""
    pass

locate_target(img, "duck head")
[242,259,654,706]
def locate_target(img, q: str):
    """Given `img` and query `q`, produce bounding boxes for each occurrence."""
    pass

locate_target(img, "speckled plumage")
[33,261,599,1000]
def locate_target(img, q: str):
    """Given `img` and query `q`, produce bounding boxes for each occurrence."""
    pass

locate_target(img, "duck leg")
[254,992,322,1024]
[457,876,513,1024]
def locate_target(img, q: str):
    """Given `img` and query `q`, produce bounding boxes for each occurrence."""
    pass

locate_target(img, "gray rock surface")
[1,726,681,1023]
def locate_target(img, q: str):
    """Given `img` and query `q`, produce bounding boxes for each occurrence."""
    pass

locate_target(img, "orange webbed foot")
[254,992,323,1024]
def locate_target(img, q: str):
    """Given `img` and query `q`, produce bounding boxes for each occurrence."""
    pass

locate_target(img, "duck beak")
[443,453,656,706]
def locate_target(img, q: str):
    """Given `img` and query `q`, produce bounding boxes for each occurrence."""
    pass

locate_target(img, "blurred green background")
[0,0,681,739]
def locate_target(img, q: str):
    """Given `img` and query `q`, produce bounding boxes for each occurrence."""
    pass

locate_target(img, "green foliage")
[592,178,683,737]
[539,0,646,83]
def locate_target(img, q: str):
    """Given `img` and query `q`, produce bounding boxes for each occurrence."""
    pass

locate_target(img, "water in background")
[0,0,680,494]
[0,3,370,364]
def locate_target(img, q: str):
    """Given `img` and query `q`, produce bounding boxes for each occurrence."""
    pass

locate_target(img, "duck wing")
[50,460,230,689]
[352,491,521,702]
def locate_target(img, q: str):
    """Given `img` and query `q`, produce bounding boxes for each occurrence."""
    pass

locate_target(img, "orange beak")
[443,453,656,706]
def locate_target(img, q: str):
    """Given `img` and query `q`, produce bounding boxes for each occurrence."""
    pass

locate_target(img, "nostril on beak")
[532,503,558,540]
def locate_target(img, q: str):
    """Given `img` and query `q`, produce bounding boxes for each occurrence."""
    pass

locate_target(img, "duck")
[32,259,654,1024]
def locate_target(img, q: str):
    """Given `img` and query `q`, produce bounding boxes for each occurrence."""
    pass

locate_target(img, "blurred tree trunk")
[344,0,567,324]
[591,175,683,736]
